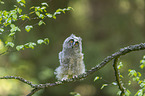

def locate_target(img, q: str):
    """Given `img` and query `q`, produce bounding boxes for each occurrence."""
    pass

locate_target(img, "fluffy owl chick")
[55,34,85,80]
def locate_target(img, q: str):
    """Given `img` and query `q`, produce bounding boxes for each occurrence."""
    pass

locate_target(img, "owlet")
[54,34,85,80]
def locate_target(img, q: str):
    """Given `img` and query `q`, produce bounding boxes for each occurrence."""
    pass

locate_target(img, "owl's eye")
[75,42,79,46]
[69,39,74,43]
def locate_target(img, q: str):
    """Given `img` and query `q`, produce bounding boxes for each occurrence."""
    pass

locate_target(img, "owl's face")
[68,39,79,48]
[63,34,82,52]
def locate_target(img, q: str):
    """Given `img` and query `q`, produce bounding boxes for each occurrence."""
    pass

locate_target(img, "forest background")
[0,0,144,96]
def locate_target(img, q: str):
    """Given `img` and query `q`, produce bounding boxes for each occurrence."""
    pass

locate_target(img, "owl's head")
[63,34,82,52]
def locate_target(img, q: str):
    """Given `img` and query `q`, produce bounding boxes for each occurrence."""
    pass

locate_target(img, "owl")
[54,34,85,80]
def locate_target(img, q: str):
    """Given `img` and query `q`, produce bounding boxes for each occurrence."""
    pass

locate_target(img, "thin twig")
[0,50,8,55]
[0,76,36,88]
[0,47,10,56]
[86,43,145,75]
[27,88,42,96]
[0,43,145,95]
[113,57,126,96]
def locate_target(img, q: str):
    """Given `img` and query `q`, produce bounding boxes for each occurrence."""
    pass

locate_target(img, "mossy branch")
[113,58,126,96]
[0,43,145,96]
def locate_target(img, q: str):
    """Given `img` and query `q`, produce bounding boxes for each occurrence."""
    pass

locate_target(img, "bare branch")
[86,43,145,75]
[27,88,42,96]
[0,50,8,55]
[113,58,126,96]
[0,48,9,55]
[0,76,36,88]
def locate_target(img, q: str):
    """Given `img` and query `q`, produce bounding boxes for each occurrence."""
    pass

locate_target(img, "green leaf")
[25,25,33,32]
[44,38,49,44]
[38,20,45,26]
[9,32,15,36]
[28,42,36,49]
[21,0,25,4]
[19,14,29,20]
[10,10,17,20]
[35,6,41,11]
[41,2,48,6]
[12,14,17,20]
[67,7,73,11]
[20,3,25,7]
[53,11,61,19]
[119,75,124,78]
[117,62,123,69]
[39,14,45,19]
[37,38,49,45]
[35,12,40,16]
[140,64,144,69]
[140,56,145,69]
[125,89,131,96]
[0,28,4,32]
[17,8,22,14]
[128,80,131,85]
[10,24,15,28]
[17,0,25,7]
[24,42,36,49]
[101,84,108,89]
[53,15,56,19]
[128,69,137,77]
[117,91,121,95]
[143,55,145,59]
[55,7,73,14]
[35,12,45,19]
[70,92,81,96]
[37,39,44,44]
[133,77,140,81]
[135,89,143,96]
[46,13,52,18]
[41,6,46,10]
[10,24,21,32]
[16,0,24,4]
[56,9,64,12]
[0,1,4,4]
[5,41,14,47]
[30,6,35,10]
[140,60,145,64]
[54,12,61,16]
[140,81,145,88]
[94,76,99,82]
[16,45,24,51]
[112,82,117,85]
[138,72,141,77]
[4,18,12,26]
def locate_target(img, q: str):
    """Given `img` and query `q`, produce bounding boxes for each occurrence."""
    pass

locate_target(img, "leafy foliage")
[94,56,145,96]
[127,56,145,96]
[16,38,49,51]
[0,0,72,54]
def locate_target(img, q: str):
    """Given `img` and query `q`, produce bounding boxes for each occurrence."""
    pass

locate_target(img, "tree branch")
[113,57,126,96]
[0,48,9,55]
[27,88,42,96]
[0,76,36,88]
[0,43,145,95]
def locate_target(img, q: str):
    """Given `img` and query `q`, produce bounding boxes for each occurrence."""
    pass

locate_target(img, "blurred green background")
[0,0,144,96]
